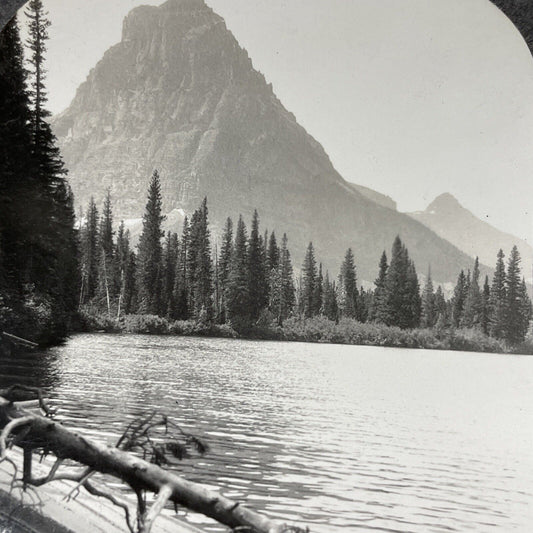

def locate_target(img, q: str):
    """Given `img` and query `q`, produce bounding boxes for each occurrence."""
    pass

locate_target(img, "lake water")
[1,334,532,532]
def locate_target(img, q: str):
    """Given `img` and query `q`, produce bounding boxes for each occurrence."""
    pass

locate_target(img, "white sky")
[19,0,533,244]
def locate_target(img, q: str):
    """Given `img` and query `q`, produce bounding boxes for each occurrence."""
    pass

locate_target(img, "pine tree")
[218,217,233,322]
[267,232,280,272]
[247,210,268,321]
[137,171,164,315]
[123,251,137,314]
[315,263,324,315]
[489,249,507,338]
[115,221,130,317]
[339,248,358,319]
[0,16,36,297]
[171,217,189,320]
[461,257,483,329]
[96,191,115,314]
[278,233,295,323]
[300,242,318,318]
[504,246,530,343]
[481,275,491,335]
[406,260,421,328]
[226,215,250,329]
[162,231,179,317]
[434,285,448,326]
[451,270,467,328]
[420,267,435,328]
[371,251,388,323]
[322,271,338,322]
[80,198,99,304]
[383,236,418,328]
[23,2,79,340]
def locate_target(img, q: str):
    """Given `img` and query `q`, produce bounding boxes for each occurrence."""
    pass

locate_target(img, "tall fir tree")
[322,271,338,322]
[420,267,436,328]
[370,251,388,323]
[300,242,318,318]
[137,171,164,315]
[489,249,507,338]
[189,198,213,320]
[451,270,467,328]
[481,275,491,335]
[247,210,268,321]
[217,217,233,322]
[504,246,530,343]
[171,217,189,320]
[79,198,99,304]
[338,248,358,319]
[162,231,179,317]
[226,215,250,329]
[96,191,115,313]
[383,236,419,328]
[461,257,483,329]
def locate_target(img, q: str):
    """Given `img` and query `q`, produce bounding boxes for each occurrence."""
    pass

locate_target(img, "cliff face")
[409,193,533,279]
[54,0,481,282]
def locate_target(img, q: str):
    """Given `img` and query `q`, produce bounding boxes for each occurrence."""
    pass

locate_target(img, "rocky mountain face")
[409,193,532,279]
[54,0,483,283]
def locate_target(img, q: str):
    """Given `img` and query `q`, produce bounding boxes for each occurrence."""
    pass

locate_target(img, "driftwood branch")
[0,393,305,533]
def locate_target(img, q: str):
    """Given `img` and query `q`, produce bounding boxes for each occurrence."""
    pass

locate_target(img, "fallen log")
[0,389,306,533]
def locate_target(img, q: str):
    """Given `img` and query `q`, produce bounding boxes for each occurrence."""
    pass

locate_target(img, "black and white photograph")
[0,0,533,531]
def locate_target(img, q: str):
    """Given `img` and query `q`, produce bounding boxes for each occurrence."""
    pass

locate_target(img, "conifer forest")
[77,170,533,352]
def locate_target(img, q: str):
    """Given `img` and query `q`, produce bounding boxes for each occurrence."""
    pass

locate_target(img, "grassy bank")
[78,311,533,355]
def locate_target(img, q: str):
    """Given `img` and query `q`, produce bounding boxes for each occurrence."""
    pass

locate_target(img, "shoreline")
[77,312,533,356]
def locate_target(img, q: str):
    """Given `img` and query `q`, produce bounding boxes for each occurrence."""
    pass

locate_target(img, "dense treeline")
[81,171,532,347]
[0,5,78,344]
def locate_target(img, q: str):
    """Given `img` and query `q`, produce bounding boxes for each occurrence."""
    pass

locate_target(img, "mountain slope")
[409,193,532,278]
[53,0,484,283]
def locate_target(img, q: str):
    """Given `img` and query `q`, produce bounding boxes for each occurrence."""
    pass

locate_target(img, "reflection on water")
[1,334,533,531]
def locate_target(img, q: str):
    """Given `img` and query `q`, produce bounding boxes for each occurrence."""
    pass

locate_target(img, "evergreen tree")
[461,257,483,329]
[504,246,530,343]
[267,232,280,272]
[420,267,435,328]
[489,249,507,338]
[315,263,324,315]
[300,242,318,318]
[451,270,467,328]
[370,251,388,323]
[247,210,268,321]
[358,286,370,323]
[217,217,233,322]
[434,285,448,326]
[226,215,250,329]
[406,260,421,328]
[481,275,491,335]
[339,248,358,319]
[96,190,115,313]
[278,233,295,323]
[80,197,99,304]
[162,231,179,317]
[322,271,338,322]
[171,217,189,320]
[137,171,164,315]
[115,221,130,317]
[383,236,419,328]
[123,251,137,314]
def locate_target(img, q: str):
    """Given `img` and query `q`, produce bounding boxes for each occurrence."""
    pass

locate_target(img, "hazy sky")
[19,0,533,244]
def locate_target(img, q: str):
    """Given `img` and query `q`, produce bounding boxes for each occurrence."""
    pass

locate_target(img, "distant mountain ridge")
[408,193,532,279]
[53,0,486,283]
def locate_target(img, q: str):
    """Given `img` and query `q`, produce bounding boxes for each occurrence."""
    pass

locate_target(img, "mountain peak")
[426,193,462,213]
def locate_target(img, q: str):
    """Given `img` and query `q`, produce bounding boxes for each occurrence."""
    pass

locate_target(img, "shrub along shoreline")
[79,311,533,355]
